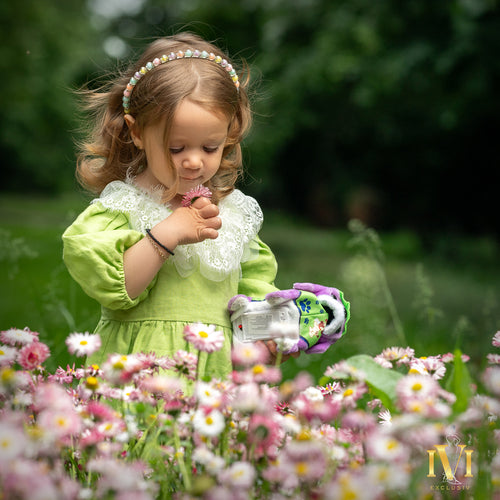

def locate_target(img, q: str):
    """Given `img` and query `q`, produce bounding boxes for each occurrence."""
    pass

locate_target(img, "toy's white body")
[231,299,300,343]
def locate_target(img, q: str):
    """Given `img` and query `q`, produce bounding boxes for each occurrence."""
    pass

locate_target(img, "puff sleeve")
[238,235,279,299]
[62,202,156,310]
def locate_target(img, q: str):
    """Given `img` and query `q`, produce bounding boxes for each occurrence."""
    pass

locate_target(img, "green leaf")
[345,354,403,411]
[445,349,472,414]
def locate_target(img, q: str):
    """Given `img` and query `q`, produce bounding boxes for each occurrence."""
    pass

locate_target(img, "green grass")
[1,193,499,381]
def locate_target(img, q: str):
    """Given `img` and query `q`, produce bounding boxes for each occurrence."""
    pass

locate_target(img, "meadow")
[0,191,498,380]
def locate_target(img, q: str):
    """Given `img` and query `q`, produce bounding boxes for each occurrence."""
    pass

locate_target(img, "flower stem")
[172,420,192,492]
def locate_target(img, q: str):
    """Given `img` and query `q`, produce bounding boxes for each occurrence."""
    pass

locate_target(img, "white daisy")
[0,423,26,461]
[195,381,223,408]
[218,461,256,489]
[65,332,102,357]
[0,344,17,366]
[192,408,225,437]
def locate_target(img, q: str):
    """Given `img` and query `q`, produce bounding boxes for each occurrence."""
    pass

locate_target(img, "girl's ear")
[124,114,144,149]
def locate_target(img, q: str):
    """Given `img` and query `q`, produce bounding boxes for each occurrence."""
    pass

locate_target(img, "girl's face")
[129,99,229,206]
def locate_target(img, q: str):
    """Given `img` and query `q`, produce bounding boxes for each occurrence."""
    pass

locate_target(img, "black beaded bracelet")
[145,229,175,256]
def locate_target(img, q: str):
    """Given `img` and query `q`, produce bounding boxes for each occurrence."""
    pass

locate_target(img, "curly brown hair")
[75,32,252,204]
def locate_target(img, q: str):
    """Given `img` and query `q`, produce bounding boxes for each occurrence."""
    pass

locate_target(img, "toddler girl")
[63,32,282,380]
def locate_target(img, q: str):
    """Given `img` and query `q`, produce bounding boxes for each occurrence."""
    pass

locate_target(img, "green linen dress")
[62,180,278,380]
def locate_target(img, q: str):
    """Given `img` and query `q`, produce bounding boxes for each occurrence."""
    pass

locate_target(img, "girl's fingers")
[197,203,219,219]
[200,227,219,240]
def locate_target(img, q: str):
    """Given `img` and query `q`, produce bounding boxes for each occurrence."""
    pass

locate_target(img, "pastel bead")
[123,46,240,113]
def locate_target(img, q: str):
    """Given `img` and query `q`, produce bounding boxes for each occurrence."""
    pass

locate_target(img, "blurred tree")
[0,0,105,193]
[1,0,499,238]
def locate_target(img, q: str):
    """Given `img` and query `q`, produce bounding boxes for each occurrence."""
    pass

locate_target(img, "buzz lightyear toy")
[228,282,350,354]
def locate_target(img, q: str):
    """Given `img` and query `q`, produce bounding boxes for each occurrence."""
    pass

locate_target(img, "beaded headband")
[122,49,240,114]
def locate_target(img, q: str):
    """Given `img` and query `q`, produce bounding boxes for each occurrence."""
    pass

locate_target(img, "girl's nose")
[182,152,202,169]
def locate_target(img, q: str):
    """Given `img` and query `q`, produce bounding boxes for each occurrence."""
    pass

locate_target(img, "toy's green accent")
[294,291,329,348]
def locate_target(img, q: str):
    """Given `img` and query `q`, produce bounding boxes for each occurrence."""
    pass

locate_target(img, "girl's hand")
[257,340,300,365]
[160,196,222,247]
[123,196,220,300]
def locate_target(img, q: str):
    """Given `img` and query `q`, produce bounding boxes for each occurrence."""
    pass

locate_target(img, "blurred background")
[1,0,499,379]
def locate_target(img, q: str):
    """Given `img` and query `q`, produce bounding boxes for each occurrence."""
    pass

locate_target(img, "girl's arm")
[123,197,221,299]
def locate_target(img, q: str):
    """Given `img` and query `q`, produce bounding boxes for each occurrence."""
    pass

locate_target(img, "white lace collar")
[96,180,263,281]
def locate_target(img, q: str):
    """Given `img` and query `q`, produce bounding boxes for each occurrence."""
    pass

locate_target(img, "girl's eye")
[203,146,219,153]
[169,147,184,154]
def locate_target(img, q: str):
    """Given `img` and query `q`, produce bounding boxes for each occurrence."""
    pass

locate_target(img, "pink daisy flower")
[247,413,282,452]
[282,439,327,484]
[366,430,410,463]
[37,407,83,439]
[396,374,439,401]
[181,184,212,207]
[165,349,198,380]
[66,332,102,357]
[183,323,224,353]
[493,331,500,347]
[1,327,39,346]
[487,353,500,365]
[218,461,256,489]
[483,366,500,396]
[231,341,268,367]
[17,341,50,370]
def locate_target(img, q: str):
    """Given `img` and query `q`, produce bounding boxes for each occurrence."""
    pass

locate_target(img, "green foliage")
[345,354,403,411]
[445,349,473,414]
[1,0,499,237]
[0,0,105,192]
[1,194,499,378]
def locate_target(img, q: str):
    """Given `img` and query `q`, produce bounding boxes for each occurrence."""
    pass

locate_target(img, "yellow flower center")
[342,490,358,500]
[1,368,14,383]
[199,331,209,338]
[252,364,265,375]
[79,340,88,346]
[85,376,99,390]
[411,382,423,392]
[56,417,67,427]
[343,388,354,397]
[386,439,399,450]
[297,430,311,441]
[205,416,214,425]
[0,350,4,355]
[295,462,309,476]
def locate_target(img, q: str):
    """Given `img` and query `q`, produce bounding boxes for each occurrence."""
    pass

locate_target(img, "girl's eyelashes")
[168,146,220,154]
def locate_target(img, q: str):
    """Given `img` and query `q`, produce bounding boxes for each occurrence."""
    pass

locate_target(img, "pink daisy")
[493,331,500,347]
[487,353,500,365]
[181,184,212,207]
[483,366,500,396]
[183,323,224,352]
[17,341,50,370]
[282,439,327,484]
[37,407,83,439]
[166,349,198,380]
[218,461,256,489]
[1,327,39,346]
[66,332,102,357]
[248,413,282,452]
[231,341,268,367]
